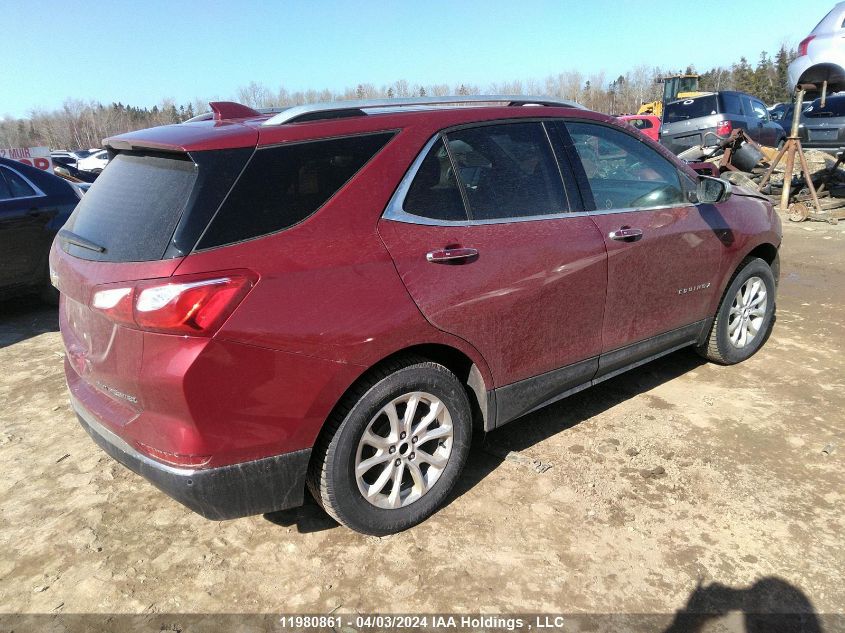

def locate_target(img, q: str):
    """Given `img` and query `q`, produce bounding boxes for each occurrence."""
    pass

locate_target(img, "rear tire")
[307,357,472,535]
[697,257,776,365]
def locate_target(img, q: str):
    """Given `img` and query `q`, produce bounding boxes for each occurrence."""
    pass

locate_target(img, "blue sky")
[1,0,835,118]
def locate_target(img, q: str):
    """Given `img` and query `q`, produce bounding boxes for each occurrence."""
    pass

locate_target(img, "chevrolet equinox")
[50,96,782,534]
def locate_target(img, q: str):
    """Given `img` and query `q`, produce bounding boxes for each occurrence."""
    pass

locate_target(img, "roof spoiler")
[208,101,261,120]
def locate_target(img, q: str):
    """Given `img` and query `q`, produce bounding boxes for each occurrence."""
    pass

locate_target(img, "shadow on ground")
[0,296,59,348]
[264,494,339,533]
[663,576,824,633]
[266,348,707,533]
[448,348,707,507]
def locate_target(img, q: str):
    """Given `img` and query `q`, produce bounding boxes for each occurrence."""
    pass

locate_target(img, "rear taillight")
[716,120,733,137]
[798,35,815,57]
[91,271,256,336]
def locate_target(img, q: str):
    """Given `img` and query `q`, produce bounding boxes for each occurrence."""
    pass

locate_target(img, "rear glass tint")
[1,168,36,197]
[0,170,12,199]
[61,153,198,262]
[719,93,742,115]
[805,97,845,118]
[198,132,395,249]
[403,138,468,221]
[444,122,568,220]
[663,95,719,123]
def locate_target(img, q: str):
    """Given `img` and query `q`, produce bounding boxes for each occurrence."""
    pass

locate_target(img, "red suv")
[51,96,782,534]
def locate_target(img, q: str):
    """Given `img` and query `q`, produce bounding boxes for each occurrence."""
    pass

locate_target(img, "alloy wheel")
[728,276,768,348]
[354,391,453,509]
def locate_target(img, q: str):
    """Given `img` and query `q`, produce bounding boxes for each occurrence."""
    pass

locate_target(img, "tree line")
[0,45,798,151]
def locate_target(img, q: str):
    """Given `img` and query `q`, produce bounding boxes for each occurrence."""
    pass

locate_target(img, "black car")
[0,157,80,303]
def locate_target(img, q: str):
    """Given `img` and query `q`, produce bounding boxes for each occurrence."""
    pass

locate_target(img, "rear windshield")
[663,95,719,123]
[804,97,845,118]
[60,132,394,262]
[62,153,198,262]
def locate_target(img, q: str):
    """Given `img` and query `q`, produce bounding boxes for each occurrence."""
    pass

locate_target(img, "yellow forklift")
[637,74,703,117]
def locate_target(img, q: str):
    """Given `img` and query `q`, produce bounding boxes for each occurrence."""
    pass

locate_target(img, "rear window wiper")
[58,229,106,253]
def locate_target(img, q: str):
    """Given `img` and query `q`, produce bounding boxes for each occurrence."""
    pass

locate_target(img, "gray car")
[659,91,786,155]
[796,93,845,152]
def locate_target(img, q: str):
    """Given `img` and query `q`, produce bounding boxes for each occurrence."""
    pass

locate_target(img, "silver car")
[788,2,845,91]
[659,91,786,155]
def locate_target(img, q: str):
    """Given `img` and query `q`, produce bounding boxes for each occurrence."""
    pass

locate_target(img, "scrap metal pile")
[678,129,845,224]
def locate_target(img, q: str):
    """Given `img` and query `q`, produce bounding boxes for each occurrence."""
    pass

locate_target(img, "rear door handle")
[426,247,479,263]
[608,228,643,242]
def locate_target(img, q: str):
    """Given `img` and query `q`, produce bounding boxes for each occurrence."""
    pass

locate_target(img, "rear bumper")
[797,141,843,154]
[73,397,311,520]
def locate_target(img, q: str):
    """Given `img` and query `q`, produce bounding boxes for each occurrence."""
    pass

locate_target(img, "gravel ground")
[0,219,843,630]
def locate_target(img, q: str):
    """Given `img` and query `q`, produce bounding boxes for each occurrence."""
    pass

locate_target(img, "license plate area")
[808,128,838,141]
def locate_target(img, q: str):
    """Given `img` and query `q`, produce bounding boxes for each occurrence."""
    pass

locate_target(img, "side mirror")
[696,175,732,204]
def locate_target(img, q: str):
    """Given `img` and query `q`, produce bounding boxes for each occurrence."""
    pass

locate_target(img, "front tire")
[307,357,472,535]
[698,257,776,364]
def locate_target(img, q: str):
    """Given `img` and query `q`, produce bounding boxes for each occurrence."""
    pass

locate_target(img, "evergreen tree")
[732,57,755,93]
[753,51,774,104]
[775,46,791,102]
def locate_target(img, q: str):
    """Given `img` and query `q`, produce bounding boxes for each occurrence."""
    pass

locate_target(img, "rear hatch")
[52,143,254,431]
[801,96,845,147]
[660,94,720,150]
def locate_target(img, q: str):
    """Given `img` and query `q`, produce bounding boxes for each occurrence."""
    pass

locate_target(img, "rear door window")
[565,121,685,210]
[402,138,468,221]
[1,168,37,198]
[443,122,569,220]
[740,96,756,118]
[0,171,12,200]
[750,99,770,121]
[198,132,395,249]
[663,96,719,123]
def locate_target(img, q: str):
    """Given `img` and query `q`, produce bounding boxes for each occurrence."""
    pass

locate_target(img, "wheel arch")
[744,242,780,283]
[795,62,845,91]
[320,342,495,444]
[708,241,780,317]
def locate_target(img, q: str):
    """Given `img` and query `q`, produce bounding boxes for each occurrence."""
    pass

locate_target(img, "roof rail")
[261,95,585,126]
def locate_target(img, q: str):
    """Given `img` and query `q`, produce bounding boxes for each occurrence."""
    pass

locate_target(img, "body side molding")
[492,320,708,430]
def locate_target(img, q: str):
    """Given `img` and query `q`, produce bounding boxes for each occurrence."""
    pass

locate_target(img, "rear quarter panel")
[173,125,495,387]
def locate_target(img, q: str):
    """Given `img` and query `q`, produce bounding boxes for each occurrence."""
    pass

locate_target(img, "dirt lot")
[0,219,843,627]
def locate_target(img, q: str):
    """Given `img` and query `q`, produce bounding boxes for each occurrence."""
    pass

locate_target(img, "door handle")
[608,228,643,242]
[426,247,479,263]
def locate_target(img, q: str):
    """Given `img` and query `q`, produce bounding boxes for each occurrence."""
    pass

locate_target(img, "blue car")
[0,157,81,303]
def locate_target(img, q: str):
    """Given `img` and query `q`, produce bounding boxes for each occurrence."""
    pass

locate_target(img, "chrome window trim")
[0,165,47,201]
[382,127,695,227]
